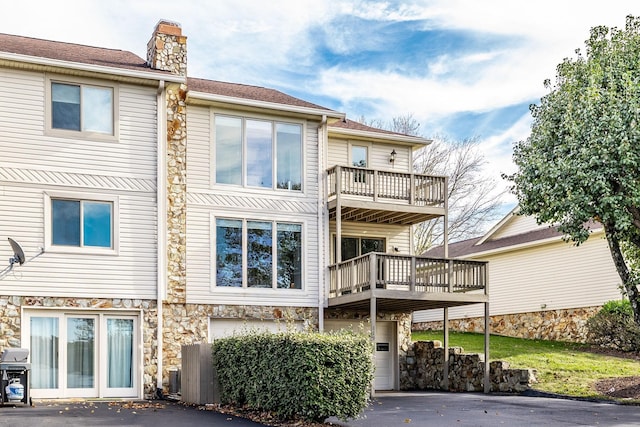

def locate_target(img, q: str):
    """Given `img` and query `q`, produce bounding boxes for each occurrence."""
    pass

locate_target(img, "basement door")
[373,321,395,391]
[323,319,396,391]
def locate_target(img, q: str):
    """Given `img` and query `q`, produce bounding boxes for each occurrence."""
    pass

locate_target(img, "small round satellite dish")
[8,238,25,266]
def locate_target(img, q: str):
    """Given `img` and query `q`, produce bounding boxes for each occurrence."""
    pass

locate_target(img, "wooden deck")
[328,253,488,312]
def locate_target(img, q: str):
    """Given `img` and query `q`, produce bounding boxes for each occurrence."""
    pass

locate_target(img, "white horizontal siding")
[490,214,549,240]
[185,105,211,192]
[0,69,158,179]
[0,185,157,299]
[413,234,621,322]
[327,138,412,173]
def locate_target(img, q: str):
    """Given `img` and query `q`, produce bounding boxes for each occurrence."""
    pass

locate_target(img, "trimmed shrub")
[212,330,374,422]
[587,300,640,352]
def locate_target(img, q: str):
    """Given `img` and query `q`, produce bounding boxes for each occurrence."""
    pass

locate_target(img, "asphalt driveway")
[2,392,639,426]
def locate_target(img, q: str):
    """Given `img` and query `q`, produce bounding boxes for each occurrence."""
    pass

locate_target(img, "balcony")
[328,253,488,312]
[327,166,447,225]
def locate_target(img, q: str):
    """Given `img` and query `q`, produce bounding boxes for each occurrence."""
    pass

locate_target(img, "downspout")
[156,79,167,397]
[318,114,327,332]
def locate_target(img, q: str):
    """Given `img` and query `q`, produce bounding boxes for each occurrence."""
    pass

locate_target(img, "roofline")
[187,90,345,119]
[328,126,432,146]
[459,227,605,259]
[476,205,521,245]
[0,51,185,83]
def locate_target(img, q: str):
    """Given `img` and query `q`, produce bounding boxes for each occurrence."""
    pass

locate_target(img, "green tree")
[506,15,640,325]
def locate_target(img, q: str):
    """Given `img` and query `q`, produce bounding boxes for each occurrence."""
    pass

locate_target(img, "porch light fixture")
[389,149,397,163]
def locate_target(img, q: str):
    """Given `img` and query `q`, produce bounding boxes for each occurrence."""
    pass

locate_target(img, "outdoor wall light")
[389,149,397,163]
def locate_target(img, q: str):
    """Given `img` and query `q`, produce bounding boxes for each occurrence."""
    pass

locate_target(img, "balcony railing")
[327,166,446,207]
[329,253,487,298]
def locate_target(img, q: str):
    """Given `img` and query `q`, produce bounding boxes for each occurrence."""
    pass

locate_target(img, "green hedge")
[212,330,374,422]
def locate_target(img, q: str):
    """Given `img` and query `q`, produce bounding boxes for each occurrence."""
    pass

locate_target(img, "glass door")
[66,315,97,397]
[102,316,137,397]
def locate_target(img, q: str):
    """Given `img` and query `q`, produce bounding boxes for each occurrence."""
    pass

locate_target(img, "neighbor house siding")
[185,105,321,307]
[412,233,620,322]
[0,69,158,299]
[490,215,548,240]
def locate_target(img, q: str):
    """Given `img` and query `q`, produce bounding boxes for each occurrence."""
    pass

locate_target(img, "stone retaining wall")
[402,340,536,392]
[413,307,601,342]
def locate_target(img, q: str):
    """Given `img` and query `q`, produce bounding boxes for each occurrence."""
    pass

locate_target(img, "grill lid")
[0,348,29,363]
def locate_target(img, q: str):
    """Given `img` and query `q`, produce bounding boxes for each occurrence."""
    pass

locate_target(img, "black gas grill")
[0,348,31,406]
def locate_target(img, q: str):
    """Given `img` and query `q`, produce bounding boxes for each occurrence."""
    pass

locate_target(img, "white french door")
[26,311,139,399]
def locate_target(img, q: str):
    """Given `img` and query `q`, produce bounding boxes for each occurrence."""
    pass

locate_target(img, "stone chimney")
[147,20,187,76]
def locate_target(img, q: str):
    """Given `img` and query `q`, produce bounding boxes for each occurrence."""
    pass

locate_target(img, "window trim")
[44,191,119,256]
[45,75,119,142]
[211,214,305,291]
[211,111,305,193]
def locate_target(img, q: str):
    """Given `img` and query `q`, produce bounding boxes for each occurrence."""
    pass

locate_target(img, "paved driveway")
[329,391,640,427]
[3,392,640,426]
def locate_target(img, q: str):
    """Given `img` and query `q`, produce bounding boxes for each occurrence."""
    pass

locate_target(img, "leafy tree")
[358,114,506,252]
[505,16,640,325]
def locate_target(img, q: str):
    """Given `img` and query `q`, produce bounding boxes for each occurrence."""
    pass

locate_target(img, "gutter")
[0,51,185,83]
[187,91,345,120]
[156,79,167,397]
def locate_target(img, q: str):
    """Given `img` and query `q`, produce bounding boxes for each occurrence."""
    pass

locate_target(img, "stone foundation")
[0,295,158,398]
[413,307,601,342]
[403,341,536,392]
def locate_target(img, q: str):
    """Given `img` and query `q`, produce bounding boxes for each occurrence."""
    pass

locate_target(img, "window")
[48,78,115,138]
[351,145,368,183]
[45,193,118,254]
[334,236,385,262]
[214,114,302,191]
[215,218,302,289]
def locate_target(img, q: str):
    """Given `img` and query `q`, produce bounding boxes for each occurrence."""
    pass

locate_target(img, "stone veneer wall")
[413,307,601,342]
[0,296,158,398]
[403,341,536,392]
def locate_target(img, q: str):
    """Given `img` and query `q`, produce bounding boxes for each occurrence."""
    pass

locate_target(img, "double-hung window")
[214,115,303,191]
[45,193,118,254]
[215,218,302,289]
[47,78,116,139]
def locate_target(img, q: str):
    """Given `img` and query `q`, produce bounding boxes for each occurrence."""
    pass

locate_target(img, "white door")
[374,321,395,391]
[323,320,396,391]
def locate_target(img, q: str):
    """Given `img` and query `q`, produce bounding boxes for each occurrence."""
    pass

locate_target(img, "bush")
[212,330,374,422]
[587,300,640,352]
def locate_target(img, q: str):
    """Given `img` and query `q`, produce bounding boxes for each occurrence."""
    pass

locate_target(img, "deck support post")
[370,295,377,398]
[484,301,490,393]
[443,306,449,391]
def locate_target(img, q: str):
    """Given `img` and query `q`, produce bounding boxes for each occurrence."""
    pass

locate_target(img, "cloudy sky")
[3,0,637,210]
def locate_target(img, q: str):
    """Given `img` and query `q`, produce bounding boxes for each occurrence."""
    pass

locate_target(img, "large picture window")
[215,218,302,289]
[50,81,114,135]
[214,114,302,191]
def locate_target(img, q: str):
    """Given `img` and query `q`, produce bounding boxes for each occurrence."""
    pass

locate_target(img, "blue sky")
[4,0,637,210]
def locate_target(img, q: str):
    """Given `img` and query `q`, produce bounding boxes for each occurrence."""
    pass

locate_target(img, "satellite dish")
[8,238,25,266]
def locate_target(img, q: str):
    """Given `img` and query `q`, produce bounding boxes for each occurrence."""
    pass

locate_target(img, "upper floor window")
[215,218,302,289]
[47,77,117,139]
[45,192,118,255]
[214,115,302,191]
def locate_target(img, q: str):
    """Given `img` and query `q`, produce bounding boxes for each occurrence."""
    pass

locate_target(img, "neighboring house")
[0,21,489,398]
[413,207,622,342]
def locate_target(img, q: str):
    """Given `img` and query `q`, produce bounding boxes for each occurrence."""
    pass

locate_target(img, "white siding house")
[413,207,621,341]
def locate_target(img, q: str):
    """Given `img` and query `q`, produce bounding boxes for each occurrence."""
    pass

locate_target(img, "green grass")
[413,330,640,401]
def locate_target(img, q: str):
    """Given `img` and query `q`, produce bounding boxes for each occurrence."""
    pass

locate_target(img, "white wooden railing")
[328,253,487,298]
[327,165,446,207]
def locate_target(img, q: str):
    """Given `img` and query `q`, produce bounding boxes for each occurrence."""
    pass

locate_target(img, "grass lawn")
[412,330,640,402]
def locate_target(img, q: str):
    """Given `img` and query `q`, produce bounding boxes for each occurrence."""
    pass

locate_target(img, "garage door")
[324,320,395,391]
